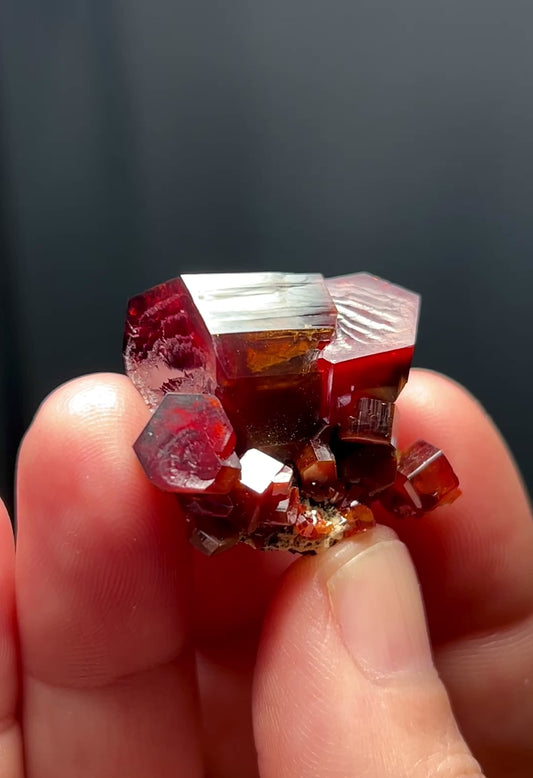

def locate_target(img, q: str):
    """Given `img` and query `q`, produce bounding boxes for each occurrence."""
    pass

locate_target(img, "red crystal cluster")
[124,272,460,555]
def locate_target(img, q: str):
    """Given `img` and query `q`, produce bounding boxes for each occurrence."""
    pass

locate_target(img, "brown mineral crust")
[339,397,395,446]
[379,440,461,517]
[243,526,283,551]
[124,277,217,409]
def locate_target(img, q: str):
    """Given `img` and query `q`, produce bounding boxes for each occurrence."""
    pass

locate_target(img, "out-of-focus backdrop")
[1,1,532,511]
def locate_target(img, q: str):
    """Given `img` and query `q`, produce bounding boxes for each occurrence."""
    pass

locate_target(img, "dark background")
[1,1,532,511]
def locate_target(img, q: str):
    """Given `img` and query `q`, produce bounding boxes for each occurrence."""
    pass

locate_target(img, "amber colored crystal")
[265,485,301,527]
[124,271,460,554]
[379,440,461,517]
[294,437,337,496]
[270,465,294,500]
[337,491,376,533]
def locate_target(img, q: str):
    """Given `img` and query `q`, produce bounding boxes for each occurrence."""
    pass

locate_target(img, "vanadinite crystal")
[124,272,460,554]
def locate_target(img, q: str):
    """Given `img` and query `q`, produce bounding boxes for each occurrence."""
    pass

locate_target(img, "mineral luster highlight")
[124,272,460,555]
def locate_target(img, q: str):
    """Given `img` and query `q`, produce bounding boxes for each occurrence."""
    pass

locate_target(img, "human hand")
[1,369,531,777]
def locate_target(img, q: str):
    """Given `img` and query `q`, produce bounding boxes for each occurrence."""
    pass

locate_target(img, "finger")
[199,368,532,777]
[389,369,533,641]
[0,500,23,777]
[380,369,533,774]
[192,545,292,778]
[16,375,204,778]
[254,526,483,778]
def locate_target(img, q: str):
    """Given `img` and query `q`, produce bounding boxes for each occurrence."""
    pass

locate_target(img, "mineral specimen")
[124,272,460,554]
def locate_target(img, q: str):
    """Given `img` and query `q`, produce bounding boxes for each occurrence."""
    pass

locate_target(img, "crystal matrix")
[124,272,460,554]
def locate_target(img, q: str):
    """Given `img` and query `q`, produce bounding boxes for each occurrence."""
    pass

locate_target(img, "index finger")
[384,368,533,642]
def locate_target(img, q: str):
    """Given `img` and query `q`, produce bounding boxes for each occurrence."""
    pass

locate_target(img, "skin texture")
[0,368,530,776]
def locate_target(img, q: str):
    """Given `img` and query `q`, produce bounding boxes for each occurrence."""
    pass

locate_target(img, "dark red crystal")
[319,273,418,425]
[124,277,217,409]
[294,436,338,500]
[230,449,292,530]
[124,272,460,554]
[336,439,398,497]
[134,393,240,493]
[216,370,324,454]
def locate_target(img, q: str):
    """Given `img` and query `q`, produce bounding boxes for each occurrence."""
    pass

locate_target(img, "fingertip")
[15,372,191,688]
[254,525,481,778]
[398,368,497,448]
[0,498,18,725]
[388,368,533,639]
[0,498,14,553]
[16,373,157,545]
[19,372,148,472]
[15,384,205,777]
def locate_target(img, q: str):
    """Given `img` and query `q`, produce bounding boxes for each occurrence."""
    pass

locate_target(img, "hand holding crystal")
[0,369,532,776]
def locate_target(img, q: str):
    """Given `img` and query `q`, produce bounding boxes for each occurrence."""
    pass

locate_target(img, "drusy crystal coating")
[124,272,460,555]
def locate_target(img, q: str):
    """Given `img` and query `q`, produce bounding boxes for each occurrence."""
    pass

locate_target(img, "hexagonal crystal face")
[323,273,420,360]
[181,272,337,378]
[181,272,337,335]
[134,393,240,493]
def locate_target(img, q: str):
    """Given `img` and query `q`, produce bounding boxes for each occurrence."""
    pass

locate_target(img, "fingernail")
[326,532,434,680]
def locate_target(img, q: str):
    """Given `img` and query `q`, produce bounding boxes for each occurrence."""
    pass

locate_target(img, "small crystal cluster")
[124,272,460,555]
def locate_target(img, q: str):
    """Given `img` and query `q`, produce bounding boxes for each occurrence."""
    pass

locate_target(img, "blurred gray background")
[1,1,532,511]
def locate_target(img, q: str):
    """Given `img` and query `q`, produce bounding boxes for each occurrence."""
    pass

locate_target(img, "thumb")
[253,526,484,778]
